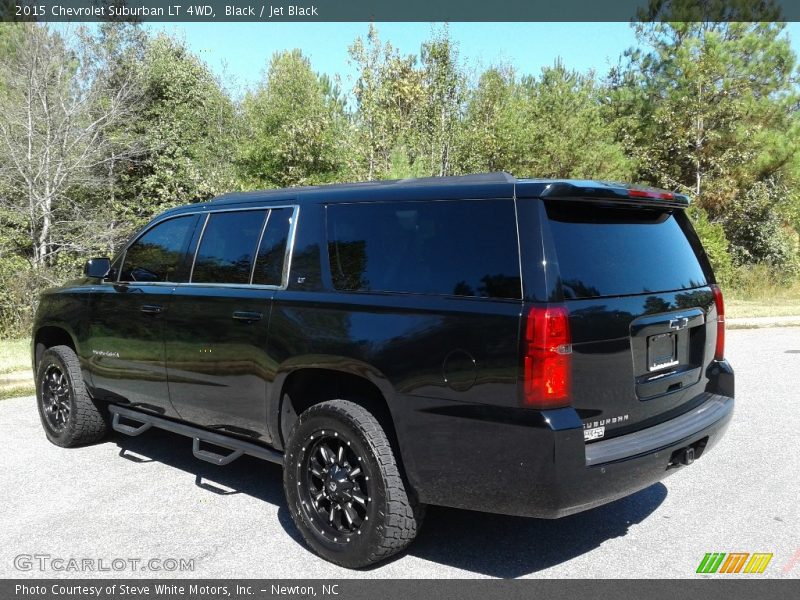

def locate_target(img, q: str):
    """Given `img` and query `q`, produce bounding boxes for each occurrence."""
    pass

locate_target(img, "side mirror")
[84,257,111,279]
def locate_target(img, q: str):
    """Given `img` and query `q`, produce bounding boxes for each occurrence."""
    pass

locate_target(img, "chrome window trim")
[280,206,300,289]
[188,213,211,283]
[249,210,272,285]
[109,203,300,291]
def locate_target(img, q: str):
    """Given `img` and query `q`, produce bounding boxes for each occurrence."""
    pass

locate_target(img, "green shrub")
[0,257,77,339]
[686,204,734,286]
[723,180,799,274]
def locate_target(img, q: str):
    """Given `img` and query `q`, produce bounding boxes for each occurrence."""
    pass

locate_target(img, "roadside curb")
[727,316,800,329]
[0,369,32,384]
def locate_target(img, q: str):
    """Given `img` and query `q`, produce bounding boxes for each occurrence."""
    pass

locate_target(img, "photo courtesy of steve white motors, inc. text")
[14,584,339,597]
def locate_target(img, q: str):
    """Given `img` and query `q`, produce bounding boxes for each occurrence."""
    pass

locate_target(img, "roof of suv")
[161,172,689,217]
[211,172,518,204]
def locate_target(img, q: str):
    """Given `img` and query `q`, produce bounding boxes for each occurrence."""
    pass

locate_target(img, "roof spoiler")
[537,181,690,209]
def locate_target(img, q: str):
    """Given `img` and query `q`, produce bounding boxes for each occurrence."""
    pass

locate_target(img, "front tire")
[36,345,108,447]
[283,400,423,568]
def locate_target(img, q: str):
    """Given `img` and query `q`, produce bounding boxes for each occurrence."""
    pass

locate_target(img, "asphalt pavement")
[1,327,798,579]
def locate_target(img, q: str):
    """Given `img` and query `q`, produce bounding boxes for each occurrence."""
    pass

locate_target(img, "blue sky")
[149,22,800,95]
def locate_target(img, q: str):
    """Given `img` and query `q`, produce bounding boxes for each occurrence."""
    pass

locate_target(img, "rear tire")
[36,345,108,447]
[283,399,424,568]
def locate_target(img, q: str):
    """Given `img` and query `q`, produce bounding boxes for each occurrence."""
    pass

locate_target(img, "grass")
[725,266,800,319]
[0,383,34,400]
[726,299,800,319]
[0,338,30,375]
[0,338,33,400]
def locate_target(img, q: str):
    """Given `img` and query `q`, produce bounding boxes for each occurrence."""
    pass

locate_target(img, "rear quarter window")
[327,199,521,299]
[545,202,708,299]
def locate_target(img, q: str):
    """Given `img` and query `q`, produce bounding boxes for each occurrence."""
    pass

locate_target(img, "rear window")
[545,202,708,299]
[327,199,521,299]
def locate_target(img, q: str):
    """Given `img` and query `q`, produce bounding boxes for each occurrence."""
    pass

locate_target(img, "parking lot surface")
[1,327,798,578]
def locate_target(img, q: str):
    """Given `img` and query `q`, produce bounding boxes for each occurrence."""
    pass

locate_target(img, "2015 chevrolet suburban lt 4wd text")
[32,172,734,568]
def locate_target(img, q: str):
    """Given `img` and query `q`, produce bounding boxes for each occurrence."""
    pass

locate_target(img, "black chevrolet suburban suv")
[32,172,734,567]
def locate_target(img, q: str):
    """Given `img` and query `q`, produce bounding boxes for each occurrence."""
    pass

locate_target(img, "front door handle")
[140,304,163,315]
[232,311,262,323]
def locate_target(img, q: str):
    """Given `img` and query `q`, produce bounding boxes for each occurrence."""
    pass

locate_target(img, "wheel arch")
[33,324,79,371]
[275,363,395,439]
[272,360,408,477]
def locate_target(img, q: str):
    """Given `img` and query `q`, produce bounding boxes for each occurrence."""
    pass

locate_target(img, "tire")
[283,399,424,568]
[36,345,108,447]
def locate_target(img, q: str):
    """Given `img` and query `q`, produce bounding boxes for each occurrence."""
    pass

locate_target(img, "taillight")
[711,285,725,360]
[628,188,675,200]
[523,305,572,408]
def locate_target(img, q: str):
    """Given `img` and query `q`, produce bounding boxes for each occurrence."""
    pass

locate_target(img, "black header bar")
[3,0,800,23]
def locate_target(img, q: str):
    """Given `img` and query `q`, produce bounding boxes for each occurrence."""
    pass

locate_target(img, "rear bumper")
[401,386,734,518]
[538,393,733,518]
[585,395,731,467]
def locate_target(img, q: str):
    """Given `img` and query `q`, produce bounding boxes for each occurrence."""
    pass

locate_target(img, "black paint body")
[32,174,734,518]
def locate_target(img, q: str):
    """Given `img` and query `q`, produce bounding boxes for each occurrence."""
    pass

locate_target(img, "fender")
[32,285,93,380]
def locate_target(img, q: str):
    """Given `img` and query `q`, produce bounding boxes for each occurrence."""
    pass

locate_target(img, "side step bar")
[109,405,284,467]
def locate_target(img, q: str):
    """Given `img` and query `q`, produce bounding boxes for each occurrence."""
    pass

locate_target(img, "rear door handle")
[232,311,262,323]
[140,304,163,315]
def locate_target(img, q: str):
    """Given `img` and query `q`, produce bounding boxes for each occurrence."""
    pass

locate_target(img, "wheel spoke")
[351,490,367,506]
[319,444,335,466]
[329,504,338,523]
[310,465,323,478]
[343,503,359,527]
[337,445,345,464]
[348,466,361,479]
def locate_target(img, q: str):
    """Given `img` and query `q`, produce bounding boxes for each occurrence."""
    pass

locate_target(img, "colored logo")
[697,552,773,574]
[784,549,800,573]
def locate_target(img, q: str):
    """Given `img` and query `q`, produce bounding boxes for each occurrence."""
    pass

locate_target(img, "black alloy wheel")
[40,364,71,433]
[299,430,371,542]
[36,345,108,447]
[283,399,424,568]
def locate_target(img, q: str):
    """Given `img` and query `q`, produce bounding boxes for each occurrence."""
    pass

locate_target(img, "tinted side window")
[545,202,708,299]
[192,210,267,284]
[327,199,521,299]
[252,208,293,286]
[120,216,195,283]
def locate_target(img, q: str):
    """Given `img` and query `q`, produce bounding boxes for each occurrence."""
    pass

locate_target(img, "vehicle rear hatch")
[539,184,719,442]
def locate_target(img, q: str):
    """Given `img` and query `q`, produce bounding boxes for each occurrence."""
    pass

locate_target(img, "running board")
[108,405,284,466]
